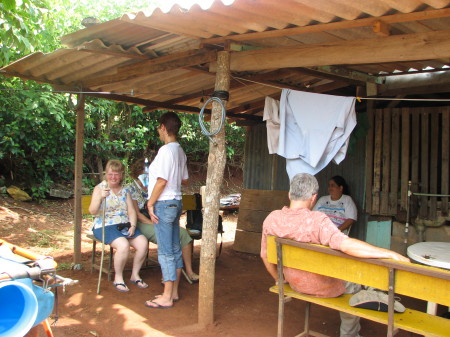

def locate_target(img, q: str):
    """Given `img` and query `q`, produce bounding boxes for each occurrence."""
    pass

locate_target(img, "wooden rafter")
[84,49,216,88]
[77,47,150,60]
[201,7,450,45]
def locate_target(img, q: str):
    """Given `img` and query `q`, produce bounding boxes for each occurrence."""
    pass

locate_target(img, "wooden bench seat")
[269,285,450,337]
[267,236,450,337]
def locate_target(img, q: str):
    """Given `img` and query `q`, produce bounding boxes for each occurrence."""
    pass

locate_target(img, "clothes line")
[356,97,450,102]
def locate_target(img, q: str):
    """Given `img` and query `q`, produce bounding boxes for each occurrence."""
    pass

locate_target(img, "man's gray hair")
[289,173,319,201]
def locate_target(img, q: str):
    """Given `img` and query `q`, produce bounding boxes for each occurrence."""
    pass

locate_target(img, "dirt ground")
[0,193,428,337]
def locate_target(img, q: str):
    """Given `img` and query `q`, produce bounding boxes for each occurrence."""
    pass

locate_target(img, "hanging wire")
[198,96,226,144]
[232,75,274,97]
[0,88,184,96]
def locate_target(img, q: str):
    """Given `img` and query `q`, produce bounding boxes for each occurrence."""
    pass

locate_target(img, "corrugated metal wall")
[243,121,367,240]
[243,124,290,191]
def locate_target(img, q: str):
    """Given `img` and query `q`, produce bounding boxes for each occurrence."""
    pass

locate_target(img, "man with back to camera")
[260,173,409,337]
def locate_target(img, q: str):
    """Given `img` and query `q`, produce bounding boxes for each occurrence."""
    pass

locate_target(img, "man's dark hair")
[159,111,181,136]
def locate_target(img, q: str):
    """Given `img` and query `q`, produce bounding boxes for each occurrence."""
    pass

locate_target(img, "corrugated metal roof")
[2,0,450,122]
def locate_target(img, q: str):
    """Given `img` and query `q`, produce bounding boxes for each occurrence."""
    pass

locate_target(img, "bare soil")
[0,185,426,337]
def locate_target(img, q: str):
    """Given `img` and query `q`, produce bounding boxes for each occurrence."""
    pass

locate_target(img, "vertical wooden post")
[364,100,374,213]
[442,107,449,216]
[400,108,410,211]
[271,154,278,190]
[372,109,383,213]
[198,51,230,326]
[73,93,85,268]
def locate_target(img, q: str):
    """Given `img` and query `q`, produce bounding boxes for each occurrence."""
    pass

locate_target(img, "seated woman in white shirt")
[313,175,357,234]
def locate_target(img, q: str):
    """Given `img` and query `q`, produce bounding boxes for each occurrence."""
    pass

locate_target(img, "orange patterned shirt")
[261,206,348,298]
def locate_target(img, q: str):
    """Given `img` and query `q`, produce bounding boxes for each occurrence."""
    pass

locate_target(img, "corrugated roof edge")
[121,0,235,17]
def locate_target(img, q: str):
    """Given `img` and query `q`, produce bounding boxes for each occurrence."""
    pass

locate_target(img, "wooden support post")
[73,93,85,268]
[364,100,374,213]
[276,241,285,337]
[442,107,450,216]
[271,154,278,190]
[372,109,383,213]
[400,108,410,211]
[198,51,230,326]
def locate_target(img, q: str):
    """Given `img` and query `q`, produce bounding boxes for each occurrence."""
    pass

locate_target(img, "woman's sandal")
[113,282,130,292]
[130,279,148,289]
[154,294,179,302]
[188,273,199,283]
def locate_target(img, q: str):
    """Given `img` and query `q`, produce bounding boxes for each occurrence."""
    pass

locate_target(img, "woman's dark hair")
[129,158,145,179]
[330,175,350,195]
[159,111,181,136]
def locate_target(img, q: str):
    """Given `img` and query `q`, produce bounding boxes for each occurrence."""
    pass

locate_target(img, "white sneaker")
[349,290,405,313]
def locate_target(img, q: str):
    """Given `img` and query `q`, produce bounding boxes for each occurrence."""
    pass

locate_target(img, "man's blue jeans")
[154,199,183,282]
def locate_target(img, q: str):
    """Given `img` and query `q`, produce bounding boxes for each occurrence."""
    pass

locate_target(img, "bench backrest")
[82,195,92,215]
[81,194,198,215]
[267,235,450,307]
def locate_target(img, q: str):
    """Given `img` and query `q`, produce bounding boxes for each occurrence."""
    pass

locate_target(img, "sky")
[151,0,234,11]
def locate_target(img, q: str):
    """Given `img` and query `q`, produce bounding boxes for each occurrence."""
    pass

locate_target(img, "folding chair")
[184,193,224,257]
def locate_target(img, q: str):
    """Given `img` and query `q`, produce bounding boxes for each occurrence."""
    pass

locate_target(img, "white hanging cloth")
[277,89,356,179]
[263,96,280,154]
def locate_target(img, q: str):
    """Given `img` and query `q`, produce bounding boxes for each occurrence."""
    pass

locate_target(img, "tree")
[0,0,246,198]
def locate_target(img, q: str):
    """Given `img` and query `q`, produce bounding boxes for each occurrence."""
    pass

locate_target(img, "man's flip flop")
[113,282,129,292]
[130,279,148,289]
[144,300,173,309]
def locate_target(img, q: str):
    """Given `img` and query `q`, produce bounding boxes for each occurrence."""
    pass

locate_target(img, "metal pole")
[97,183,107,294]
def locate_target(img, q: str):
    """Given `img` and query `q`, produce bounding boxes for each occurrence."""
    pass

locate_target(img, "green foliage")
[0,0,246,199]
[0,79,75,197]
[0,0,58,66]
[179,114,245,164]
[29,229,55,247]
[57,262,72,271]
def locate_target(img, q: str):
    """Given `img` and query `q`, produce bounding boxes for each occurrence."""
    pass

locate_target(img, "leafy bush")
[0,80,245,198]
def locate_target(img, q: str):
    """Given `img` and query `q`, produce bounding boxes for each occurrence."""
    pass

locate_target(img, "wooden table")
[407,241,450,314]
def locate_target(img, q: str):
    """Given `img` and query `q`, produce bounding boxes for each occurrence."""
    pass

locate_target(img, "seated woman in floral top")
[89,159,149,292]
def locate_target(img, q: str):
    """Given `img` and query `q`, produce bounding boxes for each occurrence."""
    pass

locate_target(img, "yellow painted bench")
[266,236,450,337]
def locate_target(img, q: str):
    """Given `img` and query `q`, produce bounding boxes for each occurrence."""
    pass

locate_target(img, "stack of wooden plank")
[233,189,289,254]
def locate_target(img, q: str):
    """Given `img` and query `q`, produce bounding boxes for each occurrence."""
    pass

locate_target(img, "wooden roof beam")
[201,7,450,45]
[87,91,202,112]
[299,66,385,84]
[380,69,450,95]
[212,29,450,72]
[227,99,265,115]
[84,49,216,88]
